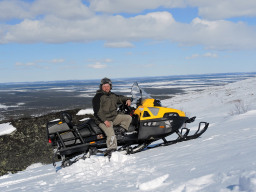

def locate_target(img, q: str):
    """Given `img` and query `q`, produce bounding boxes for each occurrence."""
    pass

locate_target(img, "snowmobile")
[46,82,209,167]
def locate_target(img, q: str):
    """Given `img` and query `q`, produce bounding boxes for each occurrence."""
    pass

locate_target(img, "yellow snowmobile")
[47,82,209,167]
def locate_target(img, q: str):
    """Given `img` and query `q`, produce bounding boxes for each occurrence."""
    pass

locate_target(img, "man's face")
[102,84,111,93]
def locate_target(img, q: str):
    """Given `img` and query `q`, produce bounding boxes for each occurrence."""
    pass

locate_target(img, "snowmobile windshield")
[131,82,151,105]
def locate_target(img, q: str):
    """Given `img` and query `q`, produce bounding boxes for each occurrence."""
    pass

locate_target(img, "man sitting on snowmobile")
[92,77,132,155]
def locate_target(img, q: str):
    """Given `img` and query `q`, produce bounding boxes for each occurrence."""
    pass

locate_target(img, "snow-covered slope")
[1,77,256,192]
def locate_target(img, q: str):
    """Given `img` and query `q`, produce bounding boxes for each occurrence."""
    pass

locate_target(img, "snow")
[0,123,16,136]
[76,108,94,115]
[0,103,25,109]
[1,77,256,191]
[138,174,170,191]
[0,104,8,109]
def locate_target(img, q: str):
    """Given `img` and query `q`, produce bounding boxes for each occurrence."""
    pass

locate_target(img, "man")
[92,77,132,155]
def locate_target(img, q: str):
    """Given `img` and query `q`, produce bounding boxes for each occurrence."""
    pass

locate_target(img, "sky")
[0,0,256,83]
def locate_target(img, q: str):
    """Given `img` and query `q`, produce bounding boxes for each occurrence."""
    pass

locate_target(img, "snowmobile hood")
[134,98,186,121]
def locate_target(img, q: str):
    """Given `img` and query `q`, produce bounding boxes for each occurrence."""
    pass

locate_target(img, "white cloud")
[89,0,186,14]
[15,58,65,67]
[51,59,65,63]
[2,0,256,21]
[203,52,218,58]
[88,62,107,69]
[87,58,113,63]
[185,54,200,60]
[188,0,256,20]
[173,17,256,50]
[104,58,113,63]
[15,62,36,66]
[0,0,92,21]
[0,11,176,44]
[31,0,93,20]
[0,1,256,50]
[90,0,256,20]
[104,41,134,48]
[0,0,31,21]
[186,52,218,59]
[87,58,112,69]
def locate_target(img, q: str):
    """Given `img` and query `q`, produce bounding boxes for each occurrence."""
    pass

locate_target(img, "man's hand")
[126,99,131,106]
[104,120,111,127]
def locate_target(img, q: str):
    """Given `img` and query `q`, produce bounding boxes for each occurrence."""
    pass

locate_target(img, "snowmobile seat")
[76,121,94,137]
[47,120,77,146]
[87,119,103,135]
[47,121,71,135]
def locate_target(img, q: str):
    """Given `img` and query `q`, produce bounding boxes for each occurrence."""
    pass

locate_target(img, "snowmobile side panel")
[58,143,90,156]
[138,120,165,140]
[138,116,188,140]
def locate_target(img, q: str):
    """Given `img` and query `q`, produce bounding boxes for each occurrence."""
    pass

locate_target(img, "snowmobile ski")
[126,121,209,154]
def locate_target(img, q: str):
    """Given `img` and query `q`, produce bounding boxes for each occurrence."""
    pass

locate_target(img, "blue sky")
[0,0,256,83]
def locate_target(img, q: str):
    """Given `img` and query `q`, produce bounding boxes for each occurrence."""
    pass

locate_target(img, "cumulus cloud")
[31,0,93,19]
[0,11,176,44]
[89,0,256,20]
[0,0,92,21]
[189,0,256,20]
[182,18,256,50]
[0,0,256,50]
[4,0,255,21]
[104,41,134,48]
[89,0,186,14]
[0,0,31,21]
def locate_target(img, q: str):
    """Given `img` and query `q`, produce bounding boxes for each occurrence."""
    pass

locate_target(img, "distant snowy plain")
[1,77,256,191]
